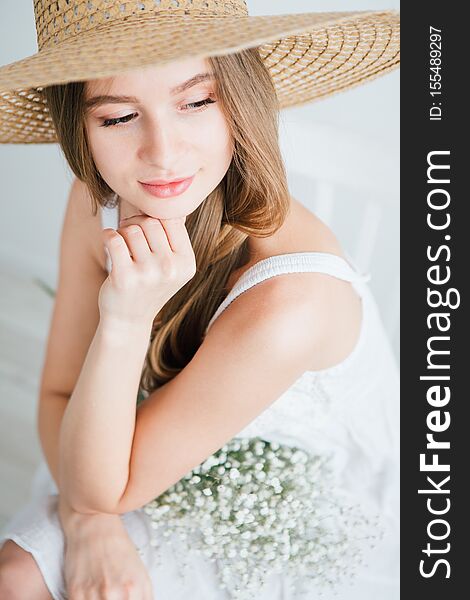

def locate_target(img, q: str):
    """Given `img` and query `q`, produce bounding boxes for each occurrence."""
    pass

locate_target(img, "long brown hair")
[42,48,290,393]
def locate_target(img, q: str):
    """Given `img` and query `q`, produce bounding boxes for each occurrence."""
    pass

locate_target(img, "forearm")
[38,400,132,535]
[38,401,127,541]
[58,317,152,514]
[37,393,70,491]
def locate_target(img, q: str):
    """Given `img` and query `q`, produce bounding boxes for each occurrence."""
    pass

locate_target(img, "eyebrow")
[84,72,215,111]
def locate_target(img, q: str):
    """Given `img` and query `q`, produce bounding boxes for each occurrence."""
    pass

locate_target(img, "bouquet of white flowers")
[143,437,383,599]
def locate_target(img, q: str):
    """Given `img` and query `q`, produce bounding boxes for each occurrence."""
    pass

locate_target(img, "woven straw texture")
[0,1,400,144]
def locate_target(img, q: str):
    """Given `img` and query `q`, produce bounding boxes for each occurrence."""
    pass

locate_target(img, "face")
[84,57,234,220]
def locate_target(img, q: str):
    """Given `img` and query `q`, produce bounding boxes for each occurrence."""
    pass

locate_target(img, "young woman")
[0,2,400,599]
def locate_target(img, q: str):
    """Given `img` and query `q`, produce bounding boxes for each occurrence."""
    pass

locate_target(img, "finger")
[103,228,133,268]
[115,582,146,600]
[91,587,103,600]
[139,218,174,255]
[144,576,154,600]
[119,216,173,255]
[126,585,147,600]
[118,225,152,263]
[142,581,154,600]
[147,585,155,600]
[158,217,192,254]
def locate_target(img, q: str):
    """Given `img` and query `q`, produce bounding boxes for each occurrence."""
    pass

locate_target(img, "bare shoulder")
[215,198,364,372]
[211,268,355,369]
[282,198,345,257]
[67,178,108,271]
[39,178,108,399]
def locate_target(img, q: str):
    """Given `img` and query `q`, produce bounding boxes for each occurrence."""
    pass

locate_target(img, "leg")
[0,539,54,600]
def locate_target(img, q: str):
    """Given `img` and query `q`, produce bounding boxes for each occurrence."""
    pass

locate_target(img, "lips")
[139,174,195,198]
[141,176,192,185]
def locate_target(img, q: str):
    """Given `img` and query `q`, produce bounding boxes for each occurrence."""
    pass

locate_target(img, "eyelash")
[99,97,216,128]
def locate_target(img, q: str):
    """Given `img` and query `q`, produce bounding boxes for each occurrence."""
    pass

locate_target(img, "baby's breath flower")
[143,437,383,599]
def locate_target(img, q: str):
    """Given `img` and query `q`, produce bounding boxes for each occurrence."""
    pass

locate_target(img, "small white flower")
[144,436,379,599]
[229,468,240,479]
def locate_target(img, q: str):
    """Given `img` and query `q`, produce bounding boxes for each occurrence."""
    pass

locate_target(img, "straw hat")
[0,0,400,144]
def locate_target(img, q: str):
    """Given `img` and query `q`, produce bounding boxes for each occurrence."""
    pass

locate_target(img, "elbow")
[68,497,118,515]
[58,465,125,515]
[64,489,120,515]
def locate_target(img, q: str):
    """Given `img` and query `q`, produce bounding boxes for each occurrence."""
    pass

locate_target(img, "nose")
[138,116,184,169]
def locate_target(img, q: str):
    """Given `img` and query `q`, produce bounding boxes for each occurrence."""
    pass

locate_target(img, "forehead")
[85,56,213,97]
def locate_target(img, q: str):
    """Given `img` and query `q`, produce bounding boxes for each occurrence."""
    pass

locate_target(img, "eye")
[100,113,137,128]
[99,97,217,128]
[182,97,217,112]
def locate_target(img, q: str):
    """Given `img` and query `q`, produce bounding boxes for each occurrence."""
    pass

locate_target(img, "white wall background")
[0,0,400,358]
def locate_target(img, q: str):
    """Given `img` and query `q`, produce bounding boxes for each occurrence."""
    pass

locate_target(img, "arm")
[113,274,329,514]
[63,268,330,515]
[58,210,335,515]
[38,395,127,518]
[36,177,121,511]
[58,212,195,513]
[58,318,151,513]
[37,392,69,491]
[38,394,154,597]
[57,492,119,534]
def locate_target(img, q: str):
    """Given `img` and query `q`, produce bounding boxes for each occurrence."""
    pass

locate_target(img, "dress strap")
[205,251,371,333]
[100,194,119,273]
[100,194,120,230]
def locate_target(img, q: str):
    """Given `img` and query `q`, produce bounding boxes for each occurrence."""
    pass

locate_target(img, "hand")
[60,503,154,600]
[99,213,196,328]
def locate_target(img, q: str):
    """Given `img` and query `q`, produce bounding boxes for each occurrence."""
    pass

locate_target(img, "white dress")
[0,202,400,599]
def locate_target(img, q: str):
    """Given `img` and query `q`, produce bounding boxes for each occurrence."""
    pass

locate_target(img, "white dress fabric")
[0,202,400,599]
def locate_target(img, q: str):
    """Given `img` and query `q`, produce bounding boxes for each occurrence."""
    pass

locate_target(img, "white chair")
[279,119,400,362]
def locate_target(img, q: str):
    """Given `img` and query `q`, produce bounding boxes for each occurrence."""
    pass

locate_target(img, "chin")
[144,209,189,221]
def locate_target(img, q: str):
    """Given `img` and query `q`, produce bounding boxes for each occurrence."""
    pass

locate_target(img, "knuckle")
[67,581,78,590]
[138,260,158,280]
[67,582,83,596]
[98,581,118,595]
[122,579,138,591]
[109,233,123,246]
[188,259,197,276]
[183,267,196,282]
[181,257,197,279]
[146,217,162,228]
[126,225,142,235]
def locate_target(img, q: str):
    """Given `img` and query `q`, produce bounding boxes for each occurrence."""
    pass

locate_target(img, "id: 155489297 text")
[429,26,443,121]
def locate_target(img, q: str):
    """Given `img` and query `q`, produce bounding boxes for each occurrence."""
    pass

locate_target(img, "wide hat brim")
[0,10,399,144]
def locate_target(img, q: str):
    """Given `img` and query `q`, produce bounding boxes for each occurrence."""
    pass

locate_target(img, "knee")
[0,558,26,599]
[0,541,40,599]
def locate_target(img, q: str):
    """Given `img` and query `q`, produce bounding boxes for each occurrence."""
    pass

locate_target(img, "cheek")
[201,114,233,164]
[88,130,129,172]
